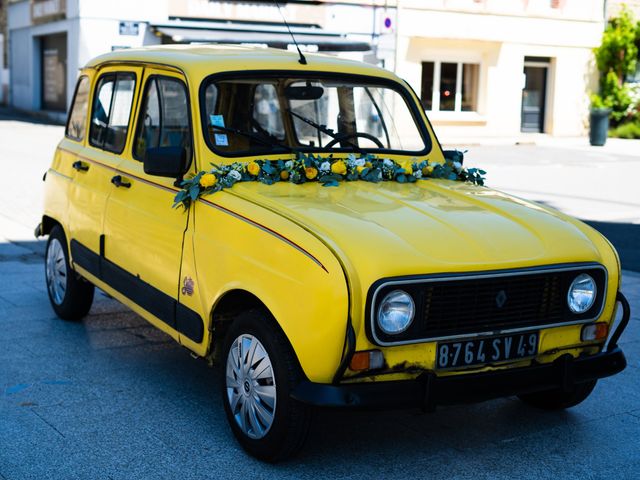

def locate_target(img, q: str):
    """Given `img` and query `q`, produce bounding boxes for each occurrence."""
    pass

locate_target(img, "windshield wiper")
[286,109,363,153]
[211,124,293,152]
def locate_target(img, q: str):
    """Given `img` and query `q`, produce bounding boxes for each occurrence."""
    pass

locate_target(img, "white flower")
[228,170,242,181]
[354,158,365,167]
[414,170,422,179]
[453,161,462,172]
[320,161,331,172]
[284,160,293,169]
[383,158,393,167]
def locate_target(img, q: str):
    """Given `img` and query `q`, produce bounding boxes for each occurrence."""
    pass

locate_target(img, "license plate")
[436,332,539,369]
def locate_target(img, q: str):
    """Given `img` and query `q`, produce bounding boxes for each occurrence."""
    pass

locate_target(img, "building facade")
[7,0,392,121]
[7,0,608,139]
[395,0,606,140]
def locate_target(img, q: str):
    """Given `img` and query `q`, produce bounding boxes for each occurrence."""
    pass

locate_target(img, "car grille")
[368,264,607,345]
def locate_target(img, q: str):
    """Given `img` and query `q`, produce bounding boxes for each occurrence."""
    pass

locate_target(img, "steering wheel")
[324,132,385,149]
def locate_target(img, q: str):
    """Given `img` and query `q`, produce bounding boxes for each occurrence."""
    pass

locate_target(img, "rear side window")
[89,72,136,154]
[66,76,90,141]
[134,76,192,164]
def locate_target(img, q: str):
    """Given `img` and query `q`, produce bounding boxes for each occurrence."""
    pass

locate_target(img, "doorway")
[40,33,67,112]
[521,59,549,133]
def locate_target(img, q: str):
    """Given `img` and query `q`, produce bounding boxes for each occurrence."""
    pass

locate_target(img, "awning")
[151,20,371,52]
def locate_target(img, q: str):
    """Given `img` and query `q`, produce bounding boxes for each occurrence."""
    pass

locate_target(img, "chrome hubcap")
[46,238,67,305]
[225,334,277,439]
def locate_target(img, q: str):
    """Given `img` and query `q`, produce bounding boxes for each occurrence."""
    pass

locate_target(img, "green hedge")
[609,121,640,139]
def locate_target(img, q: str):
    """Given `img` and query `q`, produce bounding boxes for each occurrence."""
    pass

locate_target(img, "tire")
[45,225,94,321]
[221,310,312,462]
[518,380,597,410]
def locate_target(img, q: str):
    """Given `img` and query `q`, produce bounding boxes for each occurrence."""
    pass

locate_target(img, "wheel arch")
[208,289,300,368]
[40,215,63,236]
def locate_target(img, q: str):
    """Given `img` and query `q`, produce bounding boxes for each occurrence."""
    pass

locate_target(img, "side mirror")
[443,149,464,165]
[143,146,187,178]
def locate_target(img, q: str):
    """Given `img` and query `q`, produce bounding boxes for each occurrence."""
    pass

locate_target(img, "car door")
[67,66,141,276]
[102,69,203,343]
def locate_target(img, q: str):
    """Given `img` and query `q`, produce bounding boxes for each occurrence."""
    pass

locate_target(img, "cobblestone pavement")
[1,118,639,479]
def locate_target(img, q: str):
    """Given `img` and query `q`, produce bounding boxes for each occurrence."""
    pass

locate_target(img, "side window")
[134,76,192,164]
[89,72,136,154]
[66,76,90,141]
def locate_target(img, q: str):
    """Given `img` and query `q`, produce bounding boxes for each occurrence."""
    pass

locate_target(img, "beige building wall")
[395,0,605,141]
[607,0,640,17]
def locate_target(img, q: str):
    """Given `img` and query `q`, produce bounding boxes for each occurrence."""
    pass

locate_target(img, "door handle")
[72,160,89,172]
[111,175,131,188]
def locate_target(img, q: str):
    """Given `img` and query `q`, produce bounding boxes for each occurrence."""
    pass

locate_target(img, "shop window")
[421,61,480,113]
[89,73,136,154]
[134,76,192,164]
[420,62,434,110]
[66,76,90,141]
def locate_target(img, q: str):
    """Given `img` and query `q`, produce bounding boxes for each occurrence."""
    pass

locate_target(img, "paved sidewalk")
[0,242,639,479]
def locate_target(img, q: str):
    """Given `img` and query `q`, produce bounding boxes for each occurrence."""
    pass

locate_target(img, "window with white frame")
[421,61,480,113]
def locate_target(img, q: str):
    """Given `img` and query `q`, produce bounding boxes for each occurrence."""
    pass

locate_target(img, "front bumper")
[292,291,631,410]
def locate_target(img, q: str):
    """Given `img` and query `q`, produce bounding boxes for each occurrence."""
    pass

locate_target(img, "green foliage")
[594,7,638,80]
[602,70,633,123]
[590,93,612,110]
[609,121,640,139]
[592,6,639,126]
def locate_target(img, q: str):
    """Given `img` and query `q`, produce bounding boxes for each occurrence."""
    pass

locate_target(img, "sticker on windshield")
[210,115,225,128]
[214,133,229,146]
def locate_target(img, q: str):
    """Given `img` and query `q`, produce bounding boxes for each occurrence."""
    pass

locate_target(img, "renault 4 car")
[38,45,630,462]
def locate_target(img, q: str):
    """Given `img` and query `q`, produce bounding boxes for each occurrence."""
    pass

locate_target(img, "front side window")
[134,76,192,163]
[201,74,430,156]
[421,61,480,113]
[89,72,136,153]
[66,76,90,141]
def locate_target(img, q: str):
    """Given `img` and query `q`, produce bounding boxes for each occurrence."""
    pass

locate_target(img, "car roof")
[83,44,398,82]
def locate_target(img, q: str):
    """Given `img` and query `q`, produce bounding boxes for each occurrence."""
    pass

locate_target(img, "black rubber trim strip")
[70,239,203,342]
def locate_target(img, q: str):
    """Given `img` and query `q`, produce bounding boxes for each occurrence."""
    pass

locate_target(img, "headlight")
[567,273,597,314]
[377,290,415,334]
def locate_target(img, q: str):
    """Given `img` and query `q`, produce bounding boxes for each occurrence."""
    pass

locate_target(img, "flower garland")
[173,153,486,209]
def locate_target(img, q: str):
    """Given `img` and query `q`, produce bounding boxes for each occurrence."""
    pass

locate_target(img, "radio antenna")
[273,0,307,65]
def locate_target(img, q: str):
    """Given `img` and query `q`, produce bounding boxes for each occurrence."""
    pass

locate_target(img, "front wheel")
[221,311,312,462]
[518,380,597,410]
[45,225,94,321]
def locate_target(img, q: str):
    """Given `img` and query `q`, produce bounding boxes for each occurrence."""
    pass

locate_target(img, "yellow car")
[38,45,630,462]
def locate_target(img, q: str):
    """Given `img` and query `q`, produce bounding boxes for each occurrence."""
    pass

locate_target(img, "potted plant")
[589,93,612,146]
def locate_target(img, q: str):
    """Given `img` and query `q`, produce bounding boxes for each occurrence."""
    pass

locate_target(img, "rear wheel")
[221,310,312,462]
[45,225,94,321]
[518,380,597,410]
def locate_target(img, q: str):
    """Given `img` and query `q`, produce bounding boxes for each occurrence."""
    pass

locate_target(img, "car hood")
[229,179,603,281]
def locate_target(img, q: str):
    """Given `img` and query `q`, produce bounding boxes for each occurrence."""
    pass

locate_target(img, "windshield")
[201,74,430,156]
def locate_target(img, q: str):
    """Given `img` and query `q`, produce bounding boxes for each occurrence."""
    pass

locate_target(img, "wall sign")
[119,21,140,36]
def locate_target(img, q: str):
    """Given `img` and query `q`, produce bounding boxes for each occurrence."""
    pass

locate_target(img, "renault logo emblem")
[496,290,507,308]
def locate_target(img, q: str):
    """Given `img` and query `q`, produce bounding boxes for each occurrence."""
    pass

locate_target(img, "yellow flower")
[247,162,261,176]
[199,173,217,188]
[422,165,435,176]
[280,170,290,180]
[400,161,413,175]
[304,167,318,180]
[331,160,347,175]
[356,165,366,174]
[364,161,373,168]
